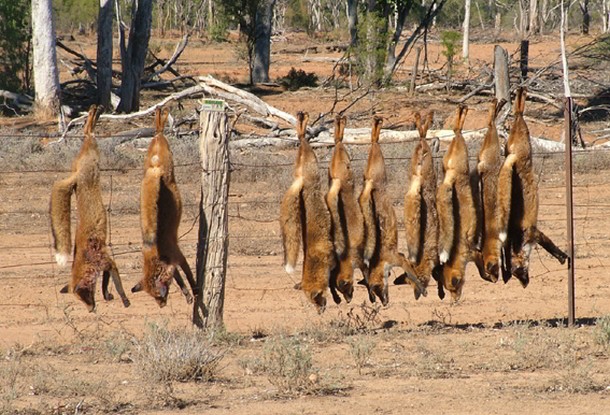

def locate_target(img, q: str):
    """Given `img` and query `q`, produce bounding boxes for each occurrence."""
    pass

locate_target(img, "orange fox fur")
[497,88,567,286]
[50,105,130,312]
[358,116,425,305]
[436,105,477,300]
[472,98,506,283]
[326,115,367,303]
[131,108,197,307]
[280,112,334,311]
[398,111,440,299]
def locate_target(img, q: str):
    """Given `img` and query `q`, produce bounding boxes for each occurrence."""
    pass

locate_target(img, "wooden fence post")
[193,100,230,329]
[409,47,421,96]
[493,45,510,105]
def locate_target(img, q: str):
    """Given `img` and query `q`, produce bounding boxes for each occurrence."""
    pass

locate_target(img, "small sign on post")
[193,99,230,329]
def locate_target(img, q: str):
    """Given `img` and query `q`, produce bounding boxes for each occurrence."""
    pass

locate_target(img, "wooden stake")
[409,47,421,96]
[565,97,575,327]
[194,101,230,329]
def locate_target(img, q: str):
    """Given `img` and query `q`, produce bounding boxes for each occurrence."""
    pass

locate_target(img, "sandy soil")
[1,32,610,414]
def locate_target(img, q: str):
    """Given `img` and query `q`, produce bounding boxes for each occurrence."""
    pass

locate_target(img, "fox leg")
[327,179,346,257]
[533,227,568,265]
[404,176,422,263]
[359,180,376,264]
[328,263,342,304]
[175,249,197,296]
[102,270,114,301]
[172,269,194,304]
[106,258,130,308]
[387,251,427,299]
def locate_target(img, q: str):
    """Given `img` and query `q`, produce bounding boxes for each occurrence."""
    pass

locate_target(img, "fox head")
[133,248,176,307]
[510,244,532,288]
[483,257,500,283]
[442,265,464,302]
[336,278,354,303]
[309,289,327,313]
[73,270,98,312]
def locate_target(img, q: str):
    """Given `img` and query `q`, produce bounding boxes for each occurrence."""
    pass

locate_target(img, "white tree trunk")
[31,0,60,117]
[462,0,471,60]
[530,0,539,34]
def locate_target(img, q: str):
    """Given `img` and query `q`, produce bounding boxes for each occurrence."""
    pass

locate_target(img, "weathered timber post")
[194,100,230,329]
[409,47,422,96]
[493,45,510,105]
[520,39,529,82]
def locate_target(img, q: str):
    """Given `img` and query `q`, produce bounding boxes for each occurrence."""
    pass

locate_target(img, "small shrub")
[595,314,610,349]
[261,335,315,395]
[134,323,224,394]
[440,30,461,76]
[348,336,375,374]
[278,67,319,90]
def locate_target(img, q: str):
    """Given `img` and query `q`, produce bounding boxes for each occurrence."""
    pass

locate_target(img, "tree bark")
[384,0,414,75]
[462,0,471,61]
[97,0,114,108]
[194,105,230,329]
[251,0,276,84]
[494,45,510,105]
[347,0,358,46]
[31,0,61,117]
[117,0,153,113]
[579,0,590,34]
[530,0,539,34]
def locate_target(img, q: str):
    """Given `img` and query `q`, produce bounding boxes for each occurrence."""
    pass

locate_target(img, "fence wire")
[1,142,610,311]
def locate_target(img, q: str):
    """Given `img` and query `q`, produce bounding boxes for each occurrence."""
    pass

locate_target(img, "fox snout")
[337,280,354,303]
[484,261,500,283]
[74,285,96,313]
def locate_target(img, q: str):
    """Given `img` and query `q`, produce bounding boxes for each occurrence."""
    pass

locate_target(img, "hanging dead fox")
[472,98,506,283]
[131,107,197,307]
[280,112,335,312]
[358,116,425,305]
[497,88,568,286]
[50,105,131,312]
[396,111,442,299]
[326,115,367,304]
[436,105,477,301]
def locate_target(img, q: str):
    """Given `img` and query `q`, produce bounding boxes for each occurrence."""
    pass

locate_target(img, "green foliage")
[278,67,318,90]
[220,0,264,81]
[53,0,98,33]
[440,29,460,75]
[352,11,388,85]
[285,0,309,32]
[440,29,461,60]
[0,0,30,91]
[209,13,229,42]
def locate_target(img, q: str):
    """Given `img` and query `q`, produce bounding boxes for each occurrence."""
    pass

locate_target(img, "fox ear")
[60,284,69,294]
[131,282,143,293]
